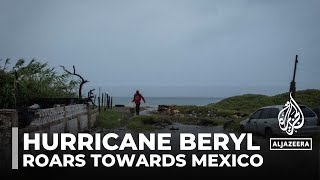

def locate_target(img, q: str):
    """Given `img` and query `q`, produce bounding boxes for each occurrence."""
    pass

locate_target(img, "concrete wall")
[0,105,98,168]
[21,104,98,134]
[79,115,88,131]
[0,109,18,168]
[67,118,78,134]
[0,105,98,146]
[31,107,65,125]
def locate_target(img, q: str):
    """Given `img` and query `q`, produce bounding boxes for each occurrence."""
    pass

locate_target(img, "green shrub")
[209,89,320,115]
[0,58,79,108]
[128,116,157,131]
[97,110,123,129]
[223,119,242,132]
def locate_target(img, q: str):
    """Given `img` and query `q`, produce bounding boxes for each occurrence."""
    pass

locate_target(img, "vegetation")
[96,110,165,130]
[96,110,227,131]
[127,114,226,131]
[96,89,319,133]
[176,105,234,117]
[175,89,320,133]
[223,119,242,133]
[96,109,128,129]
[176,105,236,118]
[208,89,320,114]
[171,116,226,126]
[174,90,320,120]
[0,58,79,108]
[128,116,160,131]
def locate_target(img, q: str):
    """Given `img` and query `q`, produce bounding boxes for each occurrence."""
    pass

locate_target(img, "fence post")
[106,94,109,109]
[98,97,101,112]
[107,95,110,109]
[111,97,113,109]
[101,93,104,111]
[104,93,107,111]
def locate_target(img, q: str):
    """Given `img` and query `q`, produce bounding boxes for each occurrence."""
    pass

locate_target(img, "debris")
[169,126,179,131]
[115,104,125,107]
[157,105,180,115]
[158,105,170,112]
[29,104,40,109]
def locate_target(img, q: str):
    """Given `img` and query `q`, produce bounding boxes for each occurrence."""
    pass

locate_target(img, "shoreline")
[111,97,223,107]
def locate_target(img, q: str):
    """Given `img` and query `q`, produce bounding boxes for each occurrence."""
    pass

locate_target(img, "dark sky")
[1,0,319,97]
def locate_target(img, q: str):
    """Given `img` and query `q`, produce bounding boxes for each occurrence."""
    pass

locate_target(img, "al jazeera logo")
[270,92,312,150]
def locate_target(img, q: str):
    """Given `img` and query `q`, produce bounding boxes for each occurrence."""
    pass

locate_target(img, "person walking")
[132,90,146,115]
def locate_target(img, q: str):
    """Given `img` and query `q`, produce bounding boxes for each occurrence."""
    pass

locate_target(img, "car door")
[246,109,262,133]
[300,106,318,126]
[256,108,270,134]
[257,108,280,135]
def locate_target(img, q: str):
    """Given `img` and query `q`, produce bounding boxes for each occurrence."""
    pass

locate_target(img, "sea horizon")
[112,96,223,107]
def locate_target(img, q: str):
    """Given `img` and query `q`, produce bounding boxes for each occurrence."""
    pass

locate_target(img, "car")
[239,105,320,138]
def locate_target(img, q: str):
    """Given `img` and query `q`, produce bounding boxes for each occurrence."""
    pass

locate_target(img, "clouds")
[0,0,319,96]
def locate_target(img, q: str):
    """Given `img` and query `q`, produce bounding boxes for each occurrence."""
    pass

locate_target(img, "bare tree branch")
[60,65,89,99]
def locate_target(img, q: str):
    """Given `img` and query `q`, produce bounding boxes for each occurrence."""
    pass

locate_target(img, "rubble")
[169,126,179,130]
[157,105,180,115]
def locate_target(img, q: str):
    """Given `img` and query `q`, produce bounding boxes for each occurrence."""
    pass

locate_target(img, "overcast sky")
[1,0,319,97]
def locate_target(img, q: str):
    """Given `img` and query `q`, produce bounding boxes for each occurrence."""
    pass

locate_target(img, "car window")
[269,108,280,118]
[251,110,262,119]
[300,106,316,117]
[260,108,279,119]
[260,109,270,119]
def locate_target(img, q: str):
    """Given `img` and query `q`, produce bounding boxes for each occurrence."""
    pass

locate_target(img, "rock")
[115,104,125,107]
[29,104,40,109]
[169,126,179,131]
[232,115,239,119]
[178,114,185,117]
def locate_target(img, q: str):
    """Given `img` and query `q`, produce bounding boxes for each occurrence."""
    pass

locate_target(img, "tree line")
[0,58,80,109]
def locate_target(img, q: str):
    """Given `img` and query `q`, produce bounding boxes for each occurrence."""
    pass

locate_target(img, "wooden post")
[98,87,101,108]
[101,93,104,111]
[111,97,113,109]
[107,94,110,109]
[289,55,298,99]
[108,96,111,109]
[98,97,101,112]
[104,93,107,111]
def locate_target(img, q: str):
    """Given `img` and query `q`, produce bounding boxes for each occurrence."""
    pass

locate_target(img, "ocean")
[112,97,222,107]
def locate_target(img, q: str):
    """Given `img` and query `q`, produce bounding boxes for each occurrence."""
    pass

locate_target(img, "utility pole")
[289,55,298,99]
